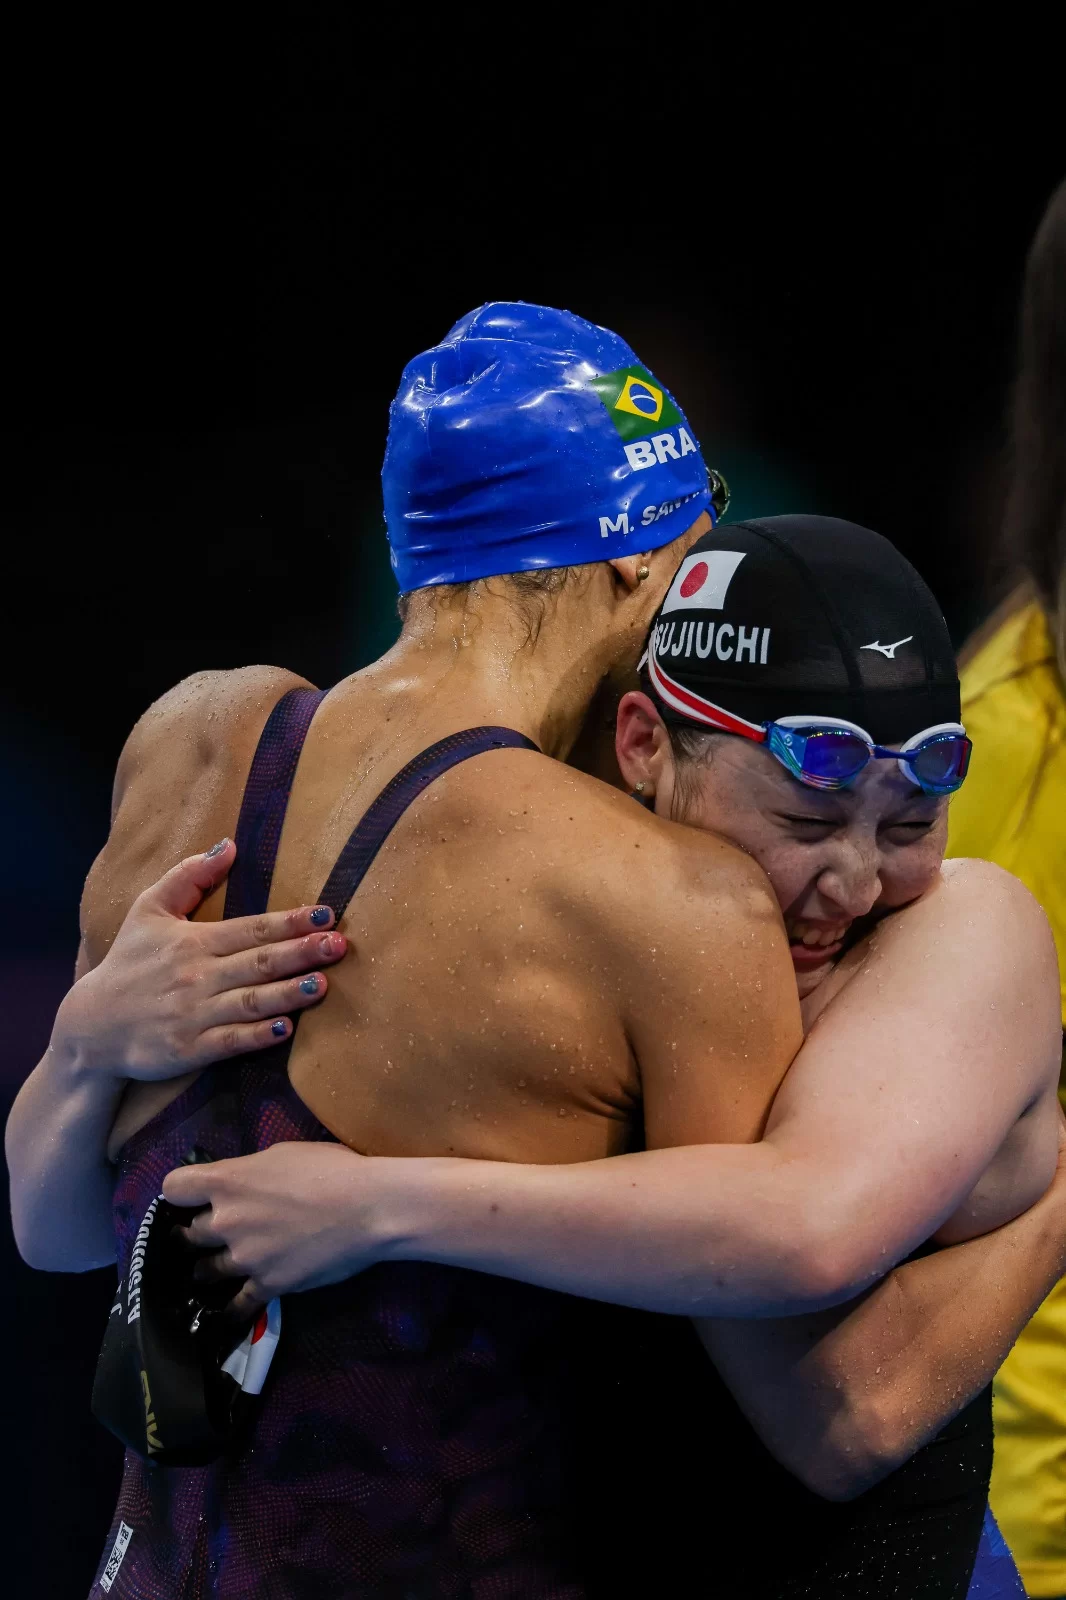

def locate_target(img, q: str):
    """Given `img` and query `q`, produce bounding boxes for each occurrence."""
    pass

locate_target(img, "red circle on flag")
[251,1310,268,1344]
[679,561,709,599]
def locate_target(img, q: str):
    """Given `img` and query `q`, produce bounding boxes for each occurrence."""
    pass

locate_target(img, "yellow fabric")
[989,1277,1066,1596]
[946,600,1066,1596]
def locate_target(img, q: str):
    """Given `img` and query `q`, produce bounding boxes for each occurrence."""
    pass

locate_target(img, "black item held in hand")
[91,1146,267,1468]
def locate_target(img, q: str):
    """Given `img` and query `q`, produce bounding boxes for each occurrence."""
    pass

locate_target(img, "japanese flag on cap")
[661,549,747,615]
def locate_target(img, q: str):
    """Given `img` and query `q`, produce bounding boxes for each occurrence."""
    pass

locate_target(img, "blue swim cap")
[383,302,716,591]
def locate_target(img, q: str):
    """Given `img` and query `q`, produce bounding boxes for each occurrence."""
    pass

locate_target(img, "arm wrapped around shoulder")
[701,1115,1066,1500]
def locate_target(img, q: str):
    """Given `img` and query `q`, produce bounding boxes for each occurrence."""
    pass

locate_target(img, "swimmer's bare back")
[90,663,802,1164]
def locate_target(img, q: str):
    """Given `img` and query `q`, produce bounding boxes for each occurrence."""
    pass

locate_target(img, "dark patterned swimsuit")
[90,691,585,1600]
[90,689,999,1600]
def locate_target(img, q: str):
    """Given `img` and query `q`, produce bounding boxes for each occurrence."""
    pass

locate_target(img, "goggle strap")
[646,653,970,791]
[646,650,766,740]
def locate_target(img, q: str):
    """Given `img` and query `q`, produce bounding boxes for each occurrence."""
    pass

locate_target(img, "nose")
[815,837,883,920]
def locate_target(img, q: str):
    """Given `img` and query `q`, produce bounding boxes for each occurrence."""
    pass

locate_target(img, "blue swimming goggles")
[644,652,971,794]
[763,716,972,795]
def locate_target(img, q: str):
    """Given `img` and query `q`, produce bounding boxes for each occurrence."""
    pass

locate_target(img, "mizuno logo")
[860,636,913,659]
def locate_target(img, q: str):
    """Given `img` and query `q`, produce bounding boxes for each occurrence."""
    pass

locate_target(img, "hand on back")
[53,839,347,1082]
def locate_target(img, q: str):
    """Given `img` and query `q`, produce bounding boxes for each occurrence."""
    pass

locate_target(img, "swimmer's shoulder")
[910,859,1058,1038]
[870,857,1054,963]
[454,753,784,951]
[113,665,313,807]
[516,770,803,1122]
[937,854,1052,923]
[813,858,1059,1089]
[82,665,313,964]
[601,798,789,977]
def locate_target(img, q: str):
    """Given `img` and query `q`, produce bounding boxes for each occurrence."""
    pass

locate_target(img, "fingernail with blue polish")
[299,976,321,996]
[309,907,331,927]
[204,838,230,860]
[271,1019,289,1038]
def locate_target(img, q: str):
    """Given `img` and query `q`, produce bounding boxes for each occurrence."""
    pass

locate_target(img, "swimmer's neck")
[360,581,642,762]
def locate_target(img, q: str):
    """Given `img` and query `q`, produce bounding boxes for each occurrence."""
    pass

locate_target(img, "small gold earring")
[636,565,650,582]
[633,781,647,793]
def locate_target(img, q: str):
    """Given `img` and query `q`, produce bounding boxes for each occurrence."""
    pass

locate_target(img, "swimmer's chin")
[793,958,836,999]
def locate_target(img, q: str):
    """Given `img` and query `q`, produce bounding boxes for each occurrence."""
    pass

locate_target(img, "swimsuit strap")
[223,687,327,921]
[317,726,539,920]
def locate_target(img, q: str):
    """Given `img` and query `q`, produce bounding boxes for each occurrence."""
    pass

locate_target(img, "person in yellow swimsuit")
[947,176,1066,1598]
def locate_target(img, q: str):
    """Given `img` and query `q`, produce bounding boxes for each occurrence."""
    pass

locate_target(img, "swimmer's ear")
[615,691,672,795]
[608,554,653,592]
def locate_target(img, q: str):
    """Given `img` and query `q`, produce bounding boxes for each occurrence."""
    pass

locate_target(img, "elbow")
[8,1181,49,1271]
[782,1393,912,1503]
[773,1216,880,1317]
[8,1194,41,1269]
[788,1444,898,1505]
[10,1211,63,1273]
[9,1203,114,1275]
[15,1236,114,1274]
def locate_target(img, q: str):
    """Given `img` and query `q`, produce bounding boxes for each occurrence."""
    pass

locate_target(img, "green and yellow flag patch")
[588,364,683,443]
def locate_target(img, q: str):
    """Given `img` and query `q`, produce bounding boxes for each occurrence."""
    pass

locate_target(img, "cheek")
[731,841,809,911]
[879,838,944,905]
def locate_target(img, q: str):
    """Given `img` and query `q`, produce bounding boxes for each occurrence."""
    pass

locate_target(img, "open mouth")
[784,917,848,969]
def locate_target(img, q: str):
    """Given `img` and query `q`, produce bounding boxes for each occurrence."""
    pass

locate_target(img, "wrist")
[364,1156,472,1267]
[50,984,123,1085]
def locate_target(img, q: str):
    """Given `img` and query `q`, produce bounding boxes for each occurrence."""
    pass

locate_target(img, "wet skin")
[615,690,1058,1239]
[156,671,1064,1509]
[639,715,946,1002]
[86,516,799,1181]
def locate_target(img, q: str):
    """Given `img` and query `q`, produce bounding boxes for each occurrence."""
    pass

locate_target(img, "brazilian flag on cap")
[588,364,684,443]
[384,301,713,590]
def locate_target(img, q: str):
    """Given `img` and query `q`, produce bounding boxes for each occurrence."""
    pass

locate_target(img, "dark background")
[1,12,1062,1593]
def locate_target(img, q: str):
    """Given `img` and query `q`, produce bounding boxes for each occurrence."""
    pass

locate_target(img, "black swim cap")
[644,515,960,744]
[92,1150,280,1467]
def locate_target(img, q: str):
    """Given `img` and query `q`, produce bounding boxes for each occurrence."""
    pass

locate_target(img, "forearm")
[705,1177,1066,1500]
[379,1142,917,1316]
[6,1024,122,1272]
[375,984,1033,1316]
